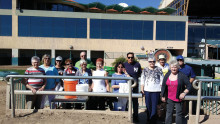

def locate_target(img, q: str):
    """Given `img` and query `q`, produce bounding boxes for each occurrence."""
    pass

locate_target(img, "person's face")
[66,62,73,69]
[148,59,156,68]
[177,59,184,66]
[44,57,51,65]
[159,59,165,66]
[56,60,62,66]
[127,54,134,64]
[96,61,103,70]
[171,65,178,74]
[117,64,124,73]
[80,53,86,60]
[81,62,87,70]
[32,60,39,68]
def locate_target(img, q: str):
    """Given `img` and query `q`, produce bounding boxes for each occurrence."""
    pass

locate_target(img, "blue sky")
[77,0,162,8]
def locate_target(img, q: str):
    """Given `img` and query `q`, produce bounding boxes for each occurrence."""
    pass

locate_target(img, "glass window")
[90,19,101,39]
[65,18,76,38]
[100,19,112,39]
[0,0,12,9]
[133,20,143,40]
[41,17,53,37]
[112,20,122,39]
[53,17,65,37]
[18,16,30,36]
[121,20,132,39]
[75,18,87,38]
[30,16,42,37]
[0,15,12,36]
[143,21,153,40]
[156,21,185,41]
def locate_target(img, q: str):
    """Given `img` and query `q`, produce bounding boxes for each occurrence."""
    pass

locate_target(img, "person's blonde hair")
[41,54,51,64]
[169,60,180,69]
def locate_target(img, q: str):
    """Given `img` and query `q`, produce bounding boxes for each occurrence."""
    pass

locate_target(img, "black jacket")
[161,71,192,99]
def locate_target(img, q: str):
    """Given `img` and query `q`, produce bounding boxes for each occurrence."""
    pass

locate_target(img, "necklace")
[169,80,175,88]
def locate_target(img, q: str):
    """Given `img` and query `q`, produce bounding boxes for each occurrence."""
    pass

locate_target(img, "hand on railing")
[30,88,37,94]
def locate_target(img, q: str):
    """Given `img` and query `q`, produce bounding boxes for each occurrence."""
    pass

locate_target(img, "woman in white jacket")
[141,56,164,123]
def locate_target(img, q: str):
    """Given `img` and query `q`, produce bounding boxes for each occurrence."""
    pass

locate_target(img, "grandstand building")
[0,0,188,66]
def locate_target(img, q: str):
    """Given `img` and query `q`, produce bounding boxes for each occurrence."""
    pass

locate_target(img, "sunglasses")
[117,66,124,68]
[177,59,183,61]
[45,58,50,60]
[128,57,134,59]
[66,63,73,65]
[149,61,155,63]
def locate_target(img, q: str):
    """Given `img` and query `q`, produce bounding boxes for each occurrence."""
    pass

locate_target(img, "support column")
[153,20,156,41]
[51,49,55,65]
[87,18,90,40]
[12,0,18,37]
[87,50,91,60]
[12,49,18,66]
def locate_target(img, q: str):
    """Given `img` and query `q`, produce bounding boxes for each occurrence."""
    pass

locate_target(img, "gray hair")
[80,51,86,56]
[148,56,156,62]
[169,60,180,69]
[31,56,40,63]
[80,59,87,65]
[42,54,51,63]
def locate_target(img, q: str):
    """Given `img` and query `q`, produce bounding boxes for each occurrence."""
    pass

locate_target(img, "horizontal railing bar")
[14,90,142,98]
[185,95,220,101]
[6,75,133,80]
[197,79,220,82]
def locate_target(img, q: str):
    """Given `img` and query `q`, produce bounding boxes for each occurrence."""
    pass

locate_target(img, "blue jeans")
[144,91,160,120]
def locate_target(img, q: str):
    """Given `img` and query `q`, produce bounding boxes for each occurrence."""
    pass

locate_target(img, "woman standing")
[75,59,92,85]
[141,56,164,123]
[40,54,59,109]
[161,60,191,124]
[111,62,128,111]
[90,58,110,110]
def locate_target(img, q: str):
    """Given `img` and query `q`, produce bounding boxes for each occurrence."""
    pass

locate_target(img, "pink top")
[166,78,181,102]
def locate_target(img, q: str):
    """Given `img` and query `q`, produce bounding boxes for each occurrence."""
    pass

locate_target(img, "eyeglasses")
[117,66,124,68]
[81,55,86,57]
[128,57,134,59]
[149,61,155,63]
[66,63,72,65]
[177,59,183,61]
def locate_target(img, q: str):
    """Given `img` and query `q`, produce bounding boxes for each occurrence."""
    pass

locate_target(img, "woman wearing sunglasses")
[111,62,129,111]
[141,56,164,123]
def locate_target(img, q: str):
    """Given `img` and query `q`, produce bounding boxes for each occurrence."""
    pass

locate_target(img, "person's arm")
[111,75,120,89]
[105,71,110,92]
[190,67,196,83]
[140,70,145,94]
[138,63,142,78]
[38,78,47,91]
[159,68,164,86]
[179,74,192,100]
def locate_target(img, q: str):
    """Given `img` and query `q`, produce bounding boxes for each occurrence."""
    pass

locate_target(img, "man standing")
[124,52,142,122]
[75,51,95,69]
[176,55,196,83]
[156,55,169,76]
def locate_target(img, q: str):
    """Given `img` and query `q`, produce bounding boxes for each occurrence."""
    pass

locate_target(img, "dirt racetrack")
[0,81,145,124]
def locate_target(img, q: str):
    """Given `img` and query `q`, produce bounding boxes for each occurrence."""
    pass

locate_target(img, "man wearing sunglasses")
[124,52,142,122]
[75,51,95,69]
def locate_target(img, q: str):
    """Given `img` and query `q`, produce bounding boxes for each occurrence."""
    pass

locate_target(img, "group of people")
[24,51,196,124]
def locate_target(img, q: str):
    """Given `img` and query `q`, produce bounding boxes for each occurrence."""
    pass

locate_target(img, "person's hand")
[179,93,186,100]
[161,97,166,102]
[31,88,37,94]
[38,87,45,91]
[141,90,145,97]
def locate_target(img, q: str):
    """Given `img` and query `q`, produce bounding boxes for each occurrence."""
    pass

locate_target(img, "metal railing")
[6,75,139,122]
[192,79,220,124]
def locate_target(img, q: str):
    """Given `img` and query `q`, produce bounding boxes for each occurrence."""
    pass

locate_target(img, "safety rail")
[192,79,220,124]
[6,75,138,122]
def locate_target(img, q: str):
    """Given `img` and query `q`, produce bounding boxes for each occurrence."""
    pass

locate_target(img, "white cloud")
[118,3,128,7]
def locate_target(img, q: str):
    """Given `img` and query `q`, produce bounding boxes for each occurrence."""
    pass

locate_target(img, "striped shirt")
[25,67,46,89]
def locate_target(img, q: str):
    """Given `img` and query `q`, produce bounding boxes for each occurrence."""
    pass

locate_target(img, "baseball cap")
[56,56,63,61]
[158,55,166,60]
[176,55,184,60]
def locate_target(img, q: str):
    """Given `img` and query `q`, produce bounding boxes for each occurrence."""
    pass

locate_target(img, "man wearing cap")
[156,55,169,76]
[75,51,95,69]
[176,55,196,83]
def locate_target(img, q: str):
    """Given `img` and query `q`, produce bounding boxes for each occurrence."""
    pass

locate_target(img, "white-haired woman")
[40,54,59,109]
[24,56,46,109]
[141,56,164,123]
[161,60,191,124]
[75,60,92,85]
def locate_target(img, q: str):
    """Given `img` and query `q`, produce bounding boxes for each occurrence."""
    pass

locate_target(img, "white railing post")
[128,80,132,122]
[196,81,202,124]
[10,77,15,118]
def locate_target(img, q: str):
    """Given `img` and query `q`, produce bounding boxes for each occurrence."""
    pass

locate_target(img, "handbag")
[157,101,166,121]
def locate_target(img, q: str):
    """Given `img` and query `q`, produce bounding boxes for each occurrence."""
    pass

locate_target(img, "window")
[0,15,12,36]
[156,21,185,41]
[18,16,87,38]
[0,0,12,9]
[90,19,153,40]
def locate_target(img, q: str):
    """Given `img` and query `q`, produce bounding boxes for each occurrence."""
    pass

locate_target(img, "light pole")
[69,45,73,60]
